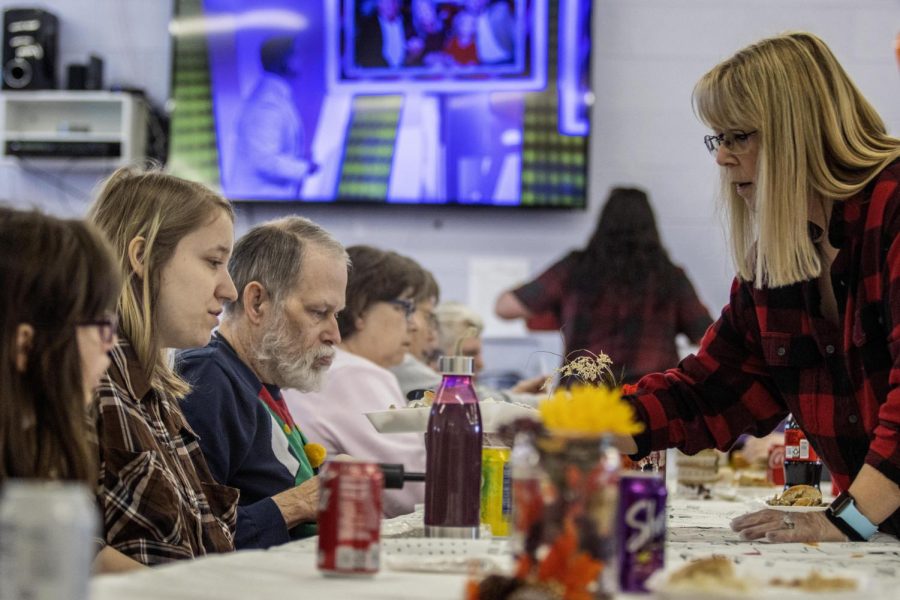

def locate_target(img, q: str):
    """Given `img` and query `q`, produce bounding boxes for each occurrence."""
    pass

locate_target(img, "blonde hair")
[434,301,483,356]
[87,166,234,398]
[693,31,900,287]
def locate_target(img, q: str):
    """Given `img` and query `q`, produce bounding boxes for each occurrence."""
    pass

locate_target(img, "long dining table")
[91,486,900,600]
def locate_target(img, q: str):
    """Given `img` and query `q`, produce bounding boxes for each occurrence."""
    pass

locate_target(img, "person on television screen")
[230,34,316,200]
[444,9,479,66]
[407,0,448,67]
[355,0,417,68]
[465,0,515,65]
[177,217,348,549]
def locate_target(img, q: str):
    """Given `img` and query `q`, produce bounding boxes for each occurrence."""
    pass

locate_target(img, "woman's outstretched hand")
[730,508,847,543]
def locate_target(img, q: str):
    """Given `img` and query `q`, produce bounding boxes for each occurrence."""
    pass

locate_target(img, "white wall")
[2,0,899,375]
[0,0,173,213]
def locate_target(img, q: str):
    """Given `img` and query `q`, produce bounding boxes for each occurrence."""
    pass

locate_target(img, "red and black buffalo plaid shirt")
[629,160,900,535]
[513,255,712,382]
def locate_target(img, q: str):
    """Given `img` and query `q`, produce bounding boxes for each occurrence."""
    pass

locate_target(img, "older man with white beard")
[177,216,348,549]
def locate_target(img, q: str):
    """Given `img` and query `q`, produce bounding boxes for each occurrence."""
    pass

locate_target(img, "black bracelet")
[824,508,866,542]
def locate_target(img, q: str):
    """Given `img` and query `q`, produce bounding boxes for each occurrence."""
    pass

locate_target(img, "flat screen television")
[168,0,592,208]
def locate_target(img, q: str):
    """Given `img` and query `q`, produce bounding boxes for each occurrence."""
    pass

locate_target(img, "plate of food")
[645,555,755,599]
[366,398,538,434]
[646,555,867,599]
[756,484,829,511]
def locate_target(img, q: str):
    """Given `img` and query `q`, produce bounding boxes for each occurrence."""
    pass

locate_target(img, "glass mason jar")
[513,434,621,600]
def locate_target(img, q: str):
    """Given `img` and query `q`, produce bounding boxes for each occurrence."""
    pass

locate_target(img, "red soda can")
[767,444,785,486]
[317,458,383,577]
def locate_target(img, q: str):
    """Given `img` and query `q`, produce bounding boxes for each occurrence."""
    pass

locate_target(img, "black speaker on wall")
[2,8,59,90]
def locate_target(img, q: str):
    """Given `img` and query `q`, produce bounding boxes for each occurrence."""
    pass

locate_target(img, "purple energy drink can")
[616,471,666,592]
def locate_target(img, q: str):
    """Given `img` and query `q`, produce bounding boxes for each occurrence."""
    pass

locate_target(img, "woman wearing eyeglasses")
[621,32,900,544]
[87,166,241,565]
[0,208,140,572]
[285,245,430,517]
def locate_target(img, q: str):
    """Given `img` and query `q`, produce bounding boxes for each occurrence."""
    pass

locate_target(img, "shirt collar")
[258,73,292,99]
[108,336,153,400]
[213,331,282,398]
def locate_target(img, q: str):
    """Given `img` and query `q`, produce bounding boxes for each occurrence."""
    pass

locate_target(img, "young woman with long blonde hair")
[88,166,240,565]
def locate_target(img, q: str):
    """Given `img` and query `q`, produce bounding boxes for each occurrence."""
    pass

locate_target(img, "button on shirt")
[627,160,900,535]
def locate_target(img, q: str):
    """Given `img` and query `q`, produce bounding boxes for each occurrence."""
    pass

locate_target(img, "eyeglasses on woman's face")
[703,130,757,156]
[77,314,118,345]
[386,298,417,320]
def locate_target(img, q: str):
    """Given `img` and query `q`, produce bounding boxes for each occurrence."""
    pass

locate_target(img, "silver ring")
[782,515,795,530]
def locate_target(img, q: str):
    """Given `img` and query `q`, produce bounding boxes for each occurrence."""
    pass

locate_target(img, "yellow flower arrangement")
[470,351,640,600]
[538,384,644,438]
[535,350,643,438]
[304,442,327,469]
[541,352,615,392]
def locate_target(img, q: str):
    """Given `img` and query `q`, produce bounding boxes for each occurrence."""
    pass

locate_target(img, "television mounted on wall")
[168,0,592,208]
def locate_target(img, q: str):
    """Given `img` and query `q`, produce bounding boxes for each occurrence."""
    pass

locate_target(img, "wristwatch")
[825,491,878,541]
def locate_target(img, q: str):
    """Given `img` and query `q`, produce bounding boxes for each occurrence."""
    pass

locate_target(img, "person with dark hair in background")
[178,217,348,549]
[230,34,317,199]
[0,207,142,573]
[496,186,713,382]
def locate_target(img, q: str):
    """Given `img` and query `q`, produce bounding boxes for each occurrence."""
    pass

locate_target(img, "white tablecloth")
[91,492,900,599]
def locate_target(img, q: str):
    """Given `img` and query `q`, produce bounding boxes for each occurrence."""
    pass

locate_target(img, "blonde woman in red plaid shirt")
[618,32,900,544]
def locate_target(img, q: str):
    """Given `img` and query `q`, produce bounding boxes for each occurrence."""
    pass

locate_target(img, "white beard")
[256,311,335,392]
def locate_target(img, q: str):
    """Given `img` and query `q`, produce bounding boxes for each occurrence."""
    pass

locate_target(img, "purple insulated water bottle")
[424,356,483,538]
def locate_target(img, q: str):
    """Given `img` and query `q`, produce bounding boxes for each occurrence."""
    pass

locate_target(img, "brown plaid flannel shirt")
[91,338,238,565]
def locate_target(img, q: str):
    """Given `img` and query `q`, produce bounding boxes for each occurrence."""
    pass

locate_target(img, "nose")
[715,144,737,167]
[322,315,342,345]
[219,271,238,302]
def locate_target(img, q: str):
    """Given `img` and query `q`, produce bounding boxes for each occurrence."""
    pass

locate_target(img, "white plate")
[761,504,828,513]
[366,406,431,434]
[644,565,754,600]
[365,401,538,434]
[750,498,829,512]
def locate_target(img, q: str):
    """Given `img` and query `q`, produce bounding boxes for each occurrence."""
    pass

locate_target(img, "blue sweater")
[177,334,315,549]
